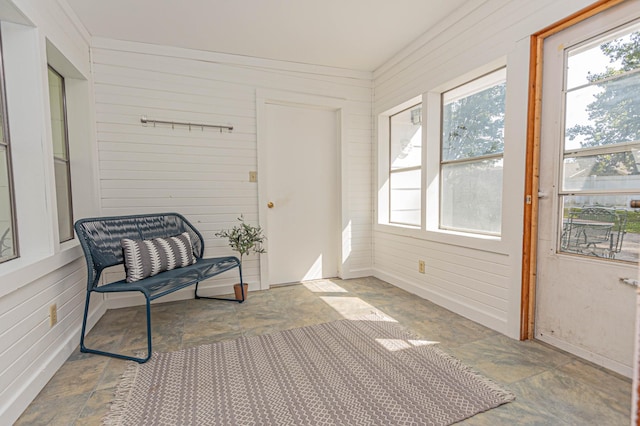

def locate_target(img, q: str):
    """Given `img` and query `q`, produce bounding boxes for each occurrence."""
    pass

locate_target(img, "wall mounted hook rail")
[140,115,233,132]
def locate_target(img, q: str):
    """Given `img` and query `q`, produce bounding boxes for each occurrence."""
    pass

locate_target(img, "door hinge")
[526,195,532,204]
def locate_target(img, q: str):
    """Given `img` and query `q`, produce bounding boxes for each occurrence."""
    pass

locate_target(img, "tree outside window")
[562,27,640,188]
[559,24,640,262]
[440,68,506,235]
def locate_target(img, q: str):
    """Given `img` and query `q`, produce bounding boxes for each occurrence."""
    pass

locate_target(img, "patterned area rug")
[105,317,514,425]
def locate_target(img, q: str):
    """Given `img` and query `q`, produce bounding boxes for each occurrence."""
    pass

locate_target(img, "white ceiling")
[65,0,469,72]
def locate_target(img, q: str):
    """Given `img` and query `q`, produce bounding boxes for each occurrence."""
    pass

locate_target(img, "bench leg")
[194,263,245,303]
[79,291,91,354]
[80,291,152,364]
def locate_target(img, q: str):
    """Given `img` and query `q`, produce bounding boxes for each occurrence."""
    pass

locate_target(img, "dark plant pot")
[234,283,248,301]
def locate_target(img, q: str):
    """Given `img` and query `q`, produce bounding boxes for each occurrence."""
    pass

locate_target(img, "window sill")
[0,242,83,298]
[376,223,423,239]
[375,222,507,255]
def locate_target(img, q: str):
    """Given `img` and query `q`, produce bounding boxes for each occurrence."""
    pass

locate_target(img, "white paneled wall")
[0,1,100,424]
[91,38,373,300]
[372,0,597,338]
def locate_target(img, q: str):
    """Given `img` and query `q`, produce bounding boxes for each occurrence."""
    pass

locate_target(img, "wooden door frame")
[520,0,625,340]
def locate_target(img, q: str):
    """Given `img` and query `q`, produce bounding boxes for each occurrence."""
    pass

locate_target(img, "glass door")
[536,4,640,376]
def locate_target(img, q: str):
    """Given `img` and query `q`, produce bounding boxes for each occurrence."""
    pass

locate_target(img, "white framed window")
[439,68,506,235]
[0,29,16,263]
[47,65,74,242]
[557,23,640,261]
[378,95,423,229]
[389,103,422,226]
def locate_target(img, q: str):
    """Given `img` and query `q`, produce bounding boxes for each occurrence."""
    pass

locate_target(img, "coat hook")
[140,116,233,132]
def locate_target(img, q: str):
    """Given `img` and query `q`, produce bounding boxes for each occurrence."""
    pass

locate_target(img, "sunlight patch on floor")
[320,296,397,321]
[302,280,348,293]
[375,338,439,351]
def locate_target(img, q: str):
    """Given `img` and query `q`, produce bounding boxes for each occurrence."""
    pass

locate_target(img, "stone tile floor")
[16,277,632,425]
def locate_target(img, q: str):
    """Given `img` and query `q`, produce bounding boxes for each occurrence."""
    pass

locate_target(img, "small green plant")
[215,216,266,264]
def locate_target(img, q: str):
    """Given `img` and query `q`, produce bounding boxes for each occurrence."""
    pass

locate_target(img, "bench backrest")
[74,213,204,290]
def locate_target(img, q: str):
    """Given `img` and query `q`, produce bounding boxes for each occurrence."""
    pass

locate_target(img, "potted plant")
[215,216,266,300]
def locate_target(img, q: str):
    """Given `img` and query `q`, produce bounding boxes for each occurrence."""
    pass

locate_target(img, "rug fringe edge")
[431,345,516,403]
[355,312,516,404]
[102,358,140,425]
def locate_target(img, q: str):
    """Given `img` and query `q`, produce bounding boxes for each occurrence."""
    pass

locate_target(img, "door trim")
[256,89,347,289]
[521,0,625,339]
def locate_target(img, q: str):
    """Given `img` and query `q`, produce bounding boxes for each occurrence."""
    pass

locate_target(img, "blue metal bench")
[75,212,243,363]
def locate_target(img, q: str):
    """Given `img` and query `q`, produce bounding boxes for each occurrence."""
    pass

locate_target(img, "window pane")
[390,105,422,170]
[559,25,640,264]
[442,70,506,162]
[563,150,640,191]
[54,159,73,241]
[48,66,73,242]
[48,67,67,159]
[0,147,15,261]
[565,72,640,151]
[389,169,421,226]
[560,194,640,262]
[441,159,502,234]
[567,27,640,90]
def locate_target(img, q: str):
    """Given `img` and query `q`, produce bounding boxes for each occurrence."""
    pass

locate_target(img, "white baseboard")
[340,268,373,280]
[536,332,632,378]
[1,301,107,425]
[373,268,509,336]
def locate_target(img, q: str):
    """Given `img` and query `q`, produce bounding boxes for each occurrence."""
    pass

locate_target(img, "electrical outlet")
[49,304,58,327]
[249,171,257,182]
[418,260,425,274]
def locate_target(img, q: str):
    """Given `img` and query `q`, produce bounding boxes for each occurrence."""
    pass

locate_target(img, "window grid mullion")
[440,152,503,166]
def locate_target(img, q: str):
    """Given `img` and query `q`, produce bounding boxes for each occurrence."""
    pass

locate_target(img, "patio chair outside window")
[561,206,627,259]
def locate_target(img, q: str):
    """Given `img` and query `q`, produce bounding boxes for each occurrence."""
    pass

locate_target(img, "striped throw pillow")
[121,232,197,283]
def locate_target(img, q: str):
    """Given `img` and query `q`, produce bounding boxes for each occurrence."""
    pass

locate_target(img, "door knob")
[267,202,274,208]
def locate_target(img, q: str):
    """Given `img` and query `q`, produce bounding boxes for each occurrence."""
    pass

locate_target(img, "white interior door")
[261,101,339,286]
[536,2,640,377]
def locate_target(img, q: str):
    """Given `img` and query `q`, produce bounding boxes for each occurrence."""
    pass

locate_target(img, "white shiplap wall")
[372,0,597,338]
[91,38,373,302]
[0,0,101,424]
